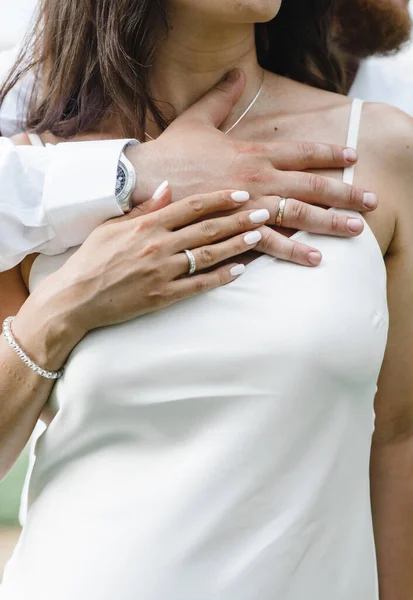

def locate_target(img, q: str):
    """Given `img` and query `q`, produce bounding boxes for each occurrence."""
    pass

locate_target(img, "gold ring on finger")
[183,249,197,275]
[275,198,288,228]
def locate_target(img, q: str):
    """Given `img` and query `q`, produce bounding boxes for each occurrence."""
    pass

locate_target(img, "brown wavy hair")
[0,0,343,140]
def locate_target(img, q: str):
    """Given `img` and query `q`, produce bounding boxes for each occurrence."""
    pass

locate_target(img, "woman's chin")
[231,0,282,23]
[176,0,283,24]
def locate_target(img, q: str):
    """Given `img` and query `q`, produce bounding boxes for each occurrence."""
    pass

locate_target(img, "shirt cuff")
[43,139,137,249]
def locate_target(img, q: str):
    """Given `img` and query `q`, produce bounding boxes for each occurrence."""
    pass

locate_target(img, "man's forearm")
[371,434,413,599]
[0,137,131,271]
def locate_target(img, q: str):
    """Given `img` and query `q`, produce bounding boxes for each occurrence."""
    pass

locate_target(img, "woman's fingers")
[267,141,358,171]
[258,196,364,237]
[256,226,322,267]
[113,183,172,225]
[168,262,246,301]
[134,181,172,215]
[169,206,270,253]
[274,171,377,212]
[158,189,252,230]
[169,229,264,277]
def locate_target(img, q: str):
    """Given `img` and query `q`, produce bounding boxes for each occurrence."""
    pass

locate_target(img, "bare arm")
[371,237,413,599]
[0,267,81,480]
[369,108,413,600]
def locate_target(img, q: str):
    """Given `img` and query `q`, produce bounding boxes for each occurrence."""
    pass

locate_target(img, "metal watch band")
[116,151,137,213]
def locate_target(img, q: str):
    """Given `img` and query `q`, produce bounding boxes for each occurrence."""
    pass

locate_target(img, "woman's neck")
[148,11,263,134]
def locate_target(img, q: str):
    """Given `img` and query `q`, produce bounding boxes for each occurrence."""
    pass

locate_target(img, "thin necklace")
[144,70,265,141]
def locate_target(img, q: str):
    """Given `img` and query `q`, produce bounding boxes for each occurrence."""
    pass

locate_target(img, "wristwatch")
[116,151,137,213]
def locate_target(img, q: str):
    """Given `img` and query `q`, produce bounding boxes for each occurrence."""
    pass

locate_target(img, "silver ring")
[275,198,288,228]
[183,249,196,275]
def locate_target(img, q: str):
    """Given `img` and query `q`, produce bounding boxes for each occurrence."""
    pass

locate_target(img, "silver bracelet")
[2,317,64,380]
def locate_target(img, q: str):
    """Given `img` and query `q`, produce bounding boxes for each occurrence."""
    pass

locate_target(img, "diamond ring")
[183,249,197,275]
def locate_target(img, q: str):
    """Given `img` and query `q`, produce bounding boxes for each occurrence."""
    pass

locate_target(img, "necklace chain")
[144,70,265,141]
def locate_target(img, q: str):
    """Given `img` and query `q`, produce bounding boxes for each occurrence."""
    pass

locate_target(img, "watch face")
[116,164,127,197]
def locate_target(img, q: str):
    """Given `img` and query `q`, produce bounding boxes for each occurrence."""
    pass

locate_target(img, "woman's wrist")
[11,274,87,373]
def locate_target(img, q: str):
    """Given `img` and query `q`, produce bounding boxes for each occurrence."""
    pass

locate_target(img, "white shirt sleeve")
[0,137,135,272]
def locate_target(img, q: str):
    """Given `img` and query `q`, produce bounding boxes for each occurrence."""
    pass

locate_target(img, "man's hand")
[127,68,376,222]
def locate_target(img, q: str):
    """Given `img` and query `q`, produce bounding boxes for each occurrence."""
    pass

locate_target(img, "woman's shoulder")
[355,102,413,253]
[281,78,413,244]
[361,102,413,156]
[358,102,413,194]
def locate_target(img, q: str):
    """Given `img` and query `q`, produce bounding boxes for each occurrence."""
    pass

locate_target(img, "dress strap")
[343,99,364,185]
[27,132,45,147]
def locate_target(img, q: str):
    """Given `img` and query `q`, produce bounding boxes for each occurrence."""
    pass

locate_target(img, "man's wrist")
[124,142,159,206]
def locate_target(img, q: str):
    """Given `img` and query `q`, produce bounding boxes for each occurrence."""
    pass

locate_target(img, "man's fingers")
[256,226,322,267]
[278,199,364,236]
[267,141,358,171]
[255,196,364,237]
[181,69,246,128]
[274,171,377,212]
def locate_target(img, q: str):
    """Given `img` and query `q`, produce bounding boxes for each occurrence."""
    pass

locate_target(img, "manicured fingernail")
[363,192,377,209]
[308,251,322,266]
[231,191,250,202]
[249,209,270,224]
[152,180,169,200]
[230,264,246,276]
[244,231,262,245]
[347,218,363,233]
[343,148,358,163]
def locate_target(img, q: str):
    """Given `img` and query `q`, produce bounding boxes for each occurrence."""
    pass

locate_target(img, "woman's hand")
[28,186,278,345]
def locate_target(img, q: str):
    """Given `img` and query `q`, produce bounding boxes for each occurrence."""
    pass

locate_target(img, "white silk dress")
[1,100,388,599]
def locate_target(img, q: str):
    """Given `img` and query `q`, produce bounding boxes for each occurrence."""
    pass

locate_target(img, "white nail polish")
[244,231,262,245]
[231,191,250,202]
[230,264,246,277]
[152,180,169,200]
[249,209,270,224]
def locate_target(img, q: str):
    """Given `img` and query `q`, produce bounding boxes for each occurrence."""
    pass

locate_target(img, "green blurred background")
[0,452,28,526]
[0,452,29,580]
